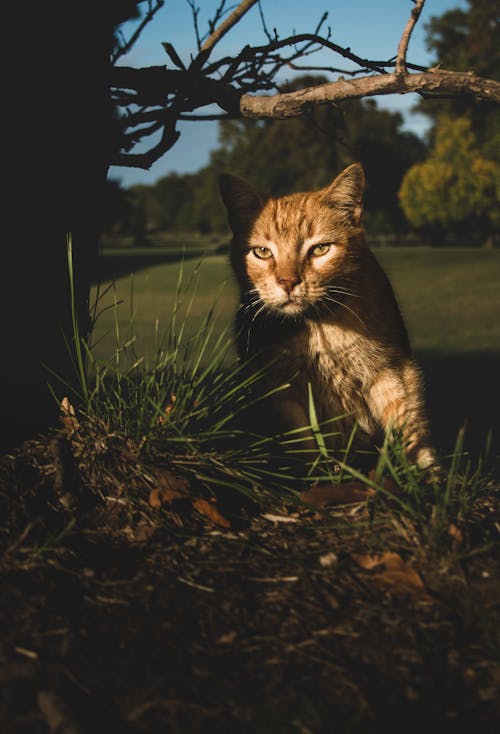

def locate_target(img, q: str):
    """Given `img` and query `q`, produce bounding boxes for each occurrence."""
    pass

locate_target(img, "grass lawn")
[377,247,500,352]
[91,246,500,357]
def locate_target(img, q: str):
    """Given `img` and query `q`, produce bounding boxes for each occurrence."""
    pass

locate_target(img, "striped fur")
[220,164,437,470]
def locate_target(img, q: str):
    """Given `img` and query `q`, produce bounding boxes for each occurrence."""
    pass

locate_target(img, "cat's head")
[219,163,366,319]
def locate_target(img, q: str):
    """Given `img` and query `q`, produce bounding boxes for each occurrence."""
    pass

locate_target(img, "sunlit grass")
[90,255,238,363]
[377,247,500,352]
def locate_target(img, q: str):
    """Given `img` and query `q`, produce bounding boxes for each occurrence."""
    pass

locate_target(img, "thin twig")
[257,0,276,43]
[186,0,202,50]
[395,0,426,75]
[200,0,260,55]
[207,1,228,37]
[112,0,165,64]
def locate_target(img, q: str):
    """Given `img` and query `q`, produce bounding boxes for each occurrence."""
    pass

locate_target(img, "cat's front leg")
[267,395,318,456]
[366,364,438,472]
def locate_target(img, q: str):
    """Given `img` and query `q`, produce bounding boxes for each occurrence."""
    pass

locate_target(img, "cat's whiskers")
[242,293,265,313]
[325,285,359,299]
[321,294,365,326]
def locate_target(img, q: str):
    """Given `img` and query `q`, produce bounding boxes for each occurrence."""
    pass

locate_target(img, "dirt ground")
[1,436,499,734]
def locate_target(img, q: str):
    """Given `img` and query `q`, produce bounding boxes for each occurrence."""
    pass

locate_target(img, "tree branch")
[240,70,500,118]
[396,0,426,75]
[199,0,260,56]
[109,0,499,170]
[112,117,180,169]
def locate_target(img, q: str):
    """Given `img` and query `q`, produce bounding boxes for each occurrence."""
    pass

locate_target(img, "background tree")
[399,116,498,245]
[419,0,499,157]
[398,0,499,244]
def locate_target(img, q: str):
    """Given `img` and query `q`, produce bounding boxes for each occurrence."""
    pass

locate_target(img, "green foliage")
[399,116,498,243]
[420,0,500,160]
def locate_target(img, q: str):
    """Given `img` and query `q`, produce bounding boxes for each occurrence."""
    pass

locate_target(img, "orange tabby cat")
[220,164,437,471]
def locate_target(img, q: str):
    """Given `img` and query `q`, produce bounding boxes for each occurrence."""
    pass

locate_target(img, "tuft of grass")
[64,251,309,506]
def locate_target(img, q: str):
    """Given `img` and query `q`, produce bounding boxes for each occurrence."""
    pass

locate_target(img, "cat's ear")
[320,163,365,225]
[219,173,264,235]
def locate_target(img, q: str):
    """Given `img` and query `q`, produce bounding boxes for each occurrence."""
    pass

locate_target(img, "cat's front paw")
[415,447,442,484]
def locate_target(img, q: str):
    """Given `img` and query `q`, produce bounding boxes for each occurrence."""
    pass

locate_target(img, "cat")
[219,163,437,474]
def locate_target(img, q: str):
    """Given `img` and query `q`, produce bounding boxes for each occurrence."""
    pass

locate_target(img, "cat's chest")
[303,321,378,383]
[251,315,384,389]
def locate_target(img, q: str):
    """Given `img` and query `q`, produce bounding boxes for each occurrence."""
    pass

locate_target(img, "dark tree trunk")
[1,5,124,451]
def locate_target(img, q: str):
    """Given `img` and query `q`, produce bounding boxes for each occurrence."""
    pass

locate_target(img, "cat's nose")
[278,276,301,294]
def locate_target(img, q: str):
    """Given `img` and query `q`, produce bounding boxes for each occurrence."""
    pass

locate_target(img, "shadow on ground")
[418,350,500,459]
[93,249,209,284]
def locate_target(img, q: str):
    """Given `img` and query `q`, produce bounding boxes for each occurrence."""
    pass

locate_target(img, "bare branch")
[109,0,499,170]
[200,0,260,56]
[396,0,426,75]
[207,1,228,36]
[186,0,202,51]
[240,70,500,118]
[112,0,165,65]
[285,59,427,76]
[257,0,276,43]
[234,34,390,75]
[112,118,180,169]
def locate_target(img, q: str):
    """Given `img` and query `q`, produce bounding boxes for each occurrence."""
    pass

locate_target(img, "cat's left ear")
[320,163,365,225]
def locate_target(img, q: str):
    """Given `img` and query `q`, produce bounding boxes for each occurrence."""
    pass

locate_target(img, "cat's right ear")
[320,163,365,225]
[219,174,264,235]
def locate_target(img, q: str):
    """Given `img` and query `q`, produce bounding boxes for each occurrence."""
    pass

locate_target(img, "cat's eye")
[253,246,273,260]
[310,243,331,257]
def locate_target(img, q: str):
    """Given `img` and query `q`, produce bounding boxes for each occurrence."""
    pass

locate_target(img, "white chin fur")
[275,300,304,316]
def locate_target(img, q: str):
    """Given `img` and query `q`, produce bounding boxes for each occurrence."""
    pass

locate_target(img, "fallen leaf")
[192,498,231,528]
[148,468,189,507]
[351,551,433,601]
[60,397,79,434]
[149,486,186,507]
[300,481,375,507]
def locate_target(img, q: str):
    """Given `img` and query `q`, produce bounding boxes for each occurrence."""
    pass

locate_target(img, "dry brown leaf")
[148,467,190,507]
[60,396,79,434]
[300,481,375,507]
[351,551,433,601]
[192,498,231,528]
[149,486,186,508]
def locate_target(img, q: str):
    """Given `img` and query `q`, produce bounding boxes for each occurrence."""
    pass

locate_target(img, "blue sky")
[109,0,466,187]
